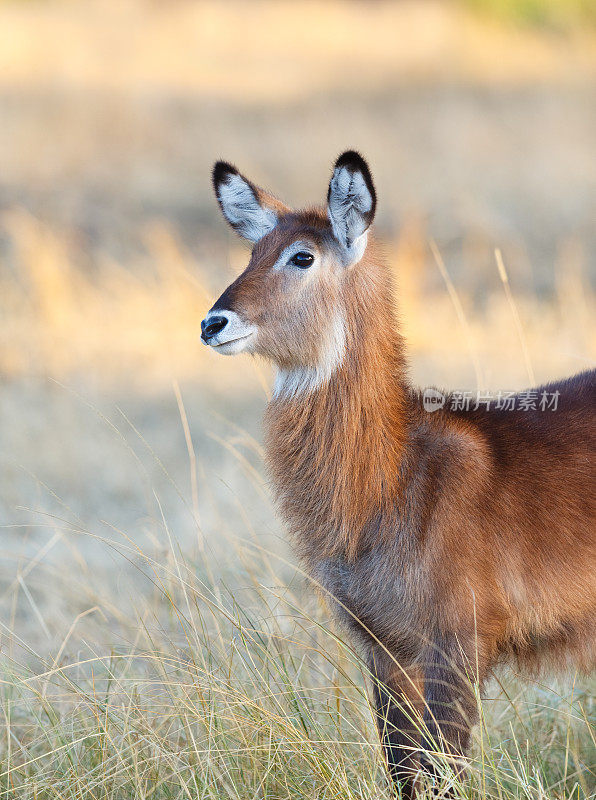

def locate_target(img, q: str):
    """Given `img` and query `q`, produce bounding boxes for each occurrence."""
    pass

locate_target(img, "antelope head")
[201,151,377,394]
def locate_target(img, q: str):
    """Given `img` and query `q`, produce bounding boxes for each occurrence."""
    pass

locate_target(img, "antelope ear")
[212,161,284,243]
[327,151,376,262]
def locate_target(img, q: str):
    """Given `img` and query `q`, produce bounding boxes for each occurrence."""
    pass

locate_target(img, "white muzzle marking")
[202,309,257,355]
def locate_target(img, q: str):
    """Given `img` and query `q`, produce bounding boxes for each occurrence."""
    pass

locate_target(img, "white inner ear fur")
[328,166,372,264]
[273,311,346,400]
[218,174,278,242]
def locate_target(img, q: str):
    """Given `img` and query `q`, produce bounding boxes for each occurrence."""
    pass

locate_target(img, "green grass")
[462,0,596,31]
[0,532,593,799]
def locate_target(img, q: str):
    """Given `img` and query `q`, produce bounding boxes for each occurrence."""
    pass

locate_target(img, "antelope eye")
[290,251,314,269]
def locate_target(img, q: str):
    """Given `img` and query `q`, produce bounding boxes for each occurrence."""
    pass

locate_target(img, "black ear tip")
[212,160,238,189]
[334,150,371,176]
[332,150,376,207]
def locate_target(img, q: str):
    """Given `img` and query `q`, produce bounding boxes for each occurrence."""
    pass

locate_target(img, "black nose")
[201,314,228,341]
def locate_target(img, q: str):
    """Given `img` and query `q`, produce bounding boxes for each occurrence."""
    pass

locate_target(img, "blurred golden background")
[0,3,594,795]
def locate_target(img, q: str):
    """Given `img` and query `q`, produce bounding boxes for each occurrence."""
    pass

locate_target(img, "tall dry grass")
[0,208,594,798]
[0,530,593,799]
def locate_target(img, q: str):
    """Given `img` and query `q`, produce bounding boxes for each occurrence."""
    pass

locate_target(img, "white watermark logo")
[422,388,560,413]
[423,388,446,413]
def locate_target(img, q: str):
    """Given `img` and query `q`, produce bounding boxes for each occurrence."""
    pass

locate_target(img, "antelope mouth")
[209,332,255,355]
[211,332,254,350]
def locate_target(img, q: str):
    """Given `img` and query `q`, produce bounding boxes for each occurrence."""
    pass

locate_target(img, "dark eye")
[290,251,314,269]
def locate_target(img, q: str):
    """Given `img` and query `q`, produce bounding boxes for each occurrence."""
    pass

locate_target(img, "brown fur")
[205,161,596,797]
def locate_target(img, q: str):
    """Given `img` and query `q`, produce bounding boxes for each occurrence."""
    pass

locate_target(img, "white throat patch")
[273,312,347,399]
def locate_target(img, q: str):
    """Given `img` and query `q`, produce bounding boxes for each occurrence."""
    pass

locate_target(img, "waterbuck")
[201,151,595,797]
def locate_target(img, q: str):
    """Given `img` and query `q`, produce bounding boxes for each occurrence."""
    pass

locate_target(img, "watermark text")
[422,388,560,413]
